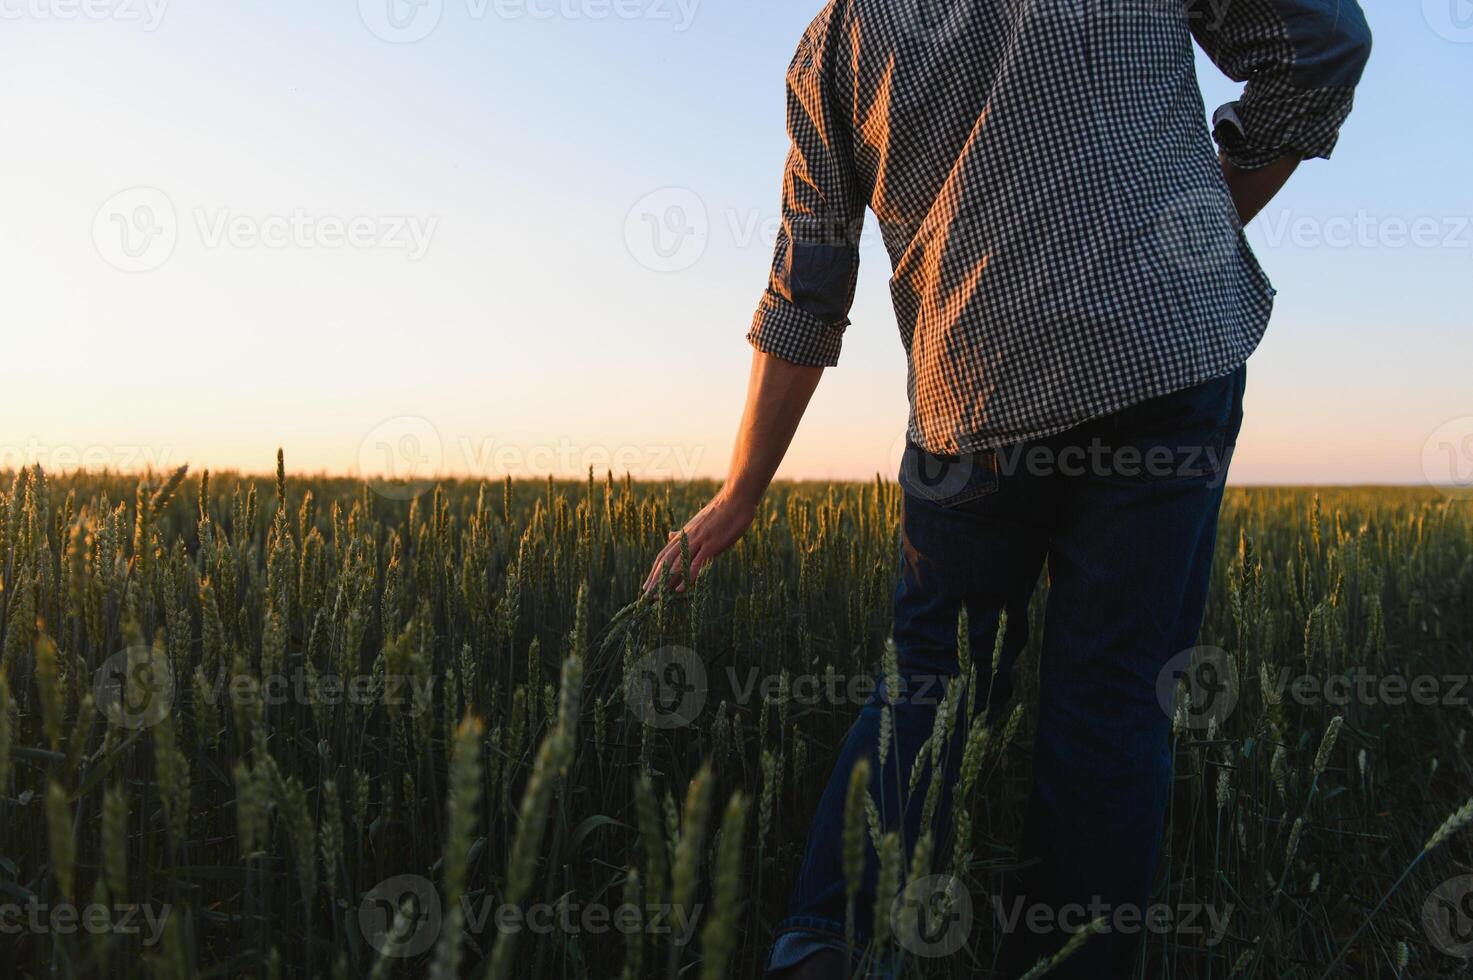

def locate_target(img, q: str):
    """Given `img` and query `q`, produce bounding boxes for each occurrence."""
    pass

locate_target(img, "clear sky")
[2,0,1469,486]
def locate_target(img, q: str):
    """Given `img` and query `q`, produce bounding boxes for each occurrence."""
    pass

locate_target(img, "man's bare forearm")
[721,350,824,506]
[1220,152,1301,225]
[640,349,822,592]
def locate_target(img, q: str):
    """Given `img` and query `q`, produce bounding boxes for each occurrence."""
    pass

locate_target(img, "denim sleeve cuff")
[747,290,846,367]
[1212,85,1355,170]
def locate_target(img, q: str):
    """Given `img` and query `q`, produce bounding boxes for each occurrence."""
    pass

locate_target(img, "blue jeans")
[767,366,1246,979]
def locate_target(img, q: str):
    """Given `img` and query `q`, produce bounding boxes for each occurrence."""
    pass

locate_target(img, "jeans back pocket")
[899,442,999,506]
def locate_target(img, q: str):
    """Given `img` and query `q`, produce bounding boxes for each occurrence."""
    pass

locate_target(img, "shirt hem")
[919,352,1256,456]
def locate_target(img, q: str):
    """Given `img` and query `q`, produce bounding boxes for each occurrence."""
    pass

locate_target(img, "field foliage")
[0,461,1470,978]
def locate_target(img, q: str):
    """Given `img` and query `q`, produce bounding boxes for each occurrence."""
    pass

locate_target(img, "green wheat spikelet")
[843,757,871,950]
[700,791,749,980]
[46,778,75,901]
[431,716,485,980]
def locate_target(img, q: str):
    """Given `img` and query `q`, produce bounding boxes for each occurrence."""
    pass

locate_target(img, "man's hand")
[641,349,825,595]
[641,491,757,593]
[1220,151,1300,225]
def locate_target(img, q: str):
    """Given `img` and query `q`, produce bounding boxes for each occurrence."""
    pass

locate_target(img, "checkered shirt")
[747,0,1371,453]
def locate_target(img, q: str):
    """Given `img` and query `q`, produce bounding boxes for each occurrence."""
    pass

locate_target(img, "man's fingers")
[643,525,712,594]
[646,548,675,589]
[672,543,716,593]
[662,543,699,593]
[642,546,673,592]
[643,537,685,593]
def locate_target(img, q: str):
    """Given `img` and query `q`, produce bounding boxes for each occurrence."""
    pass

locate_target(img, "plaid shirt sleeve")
[747,4,865,368]
[1189,0,1372,170]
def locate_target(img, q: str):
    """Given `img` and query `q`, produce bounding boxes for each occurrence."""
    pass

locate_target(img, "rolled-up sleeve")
[747,3,865,368]
[1189,0,1372,170]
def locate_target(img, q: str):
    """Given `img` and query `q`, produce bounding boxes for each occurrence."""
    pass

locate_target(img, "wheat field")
[0,457,1470,978]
